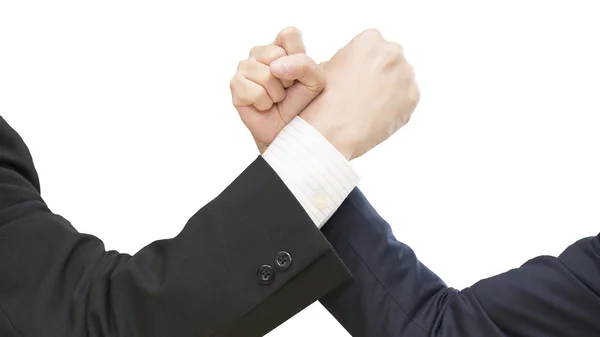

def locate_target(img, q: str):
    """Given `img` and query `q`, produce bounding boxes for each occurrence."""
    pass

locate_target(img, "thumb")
[270,54,326,119]
[270,54,325,92]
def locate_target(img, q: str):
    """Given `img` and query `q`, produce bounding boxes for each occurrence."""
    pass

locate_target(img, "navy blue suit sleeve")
[320,188,600,337]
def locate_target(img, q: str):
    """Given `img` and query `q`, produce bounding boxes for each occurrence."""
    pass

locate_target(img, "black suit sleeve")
[0,116,351,337]
[320,188,600,337]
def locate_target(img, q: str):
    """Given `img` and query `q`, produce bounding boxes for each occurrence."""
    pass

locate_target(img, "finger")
[249,44,287,65]
[269,54,325,118]
[238,59,286,102]
[270,54,325,94]
[274,27,306,88]
[280,78,295,90]
[274,26,306,55]
[230,74,274,111]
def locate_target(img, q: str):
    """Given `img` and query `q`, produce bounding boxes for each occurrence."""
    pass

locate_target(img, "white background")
[1,1,599,336]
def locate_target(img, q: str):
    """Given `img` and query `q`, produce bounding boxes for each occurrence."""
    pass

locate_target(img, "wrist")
[262,116,360,227]
[301,116,355,161]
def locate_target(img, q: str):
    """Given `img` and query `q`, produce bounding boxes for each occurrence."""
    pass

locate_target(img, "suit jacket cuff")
[262,116,360,228]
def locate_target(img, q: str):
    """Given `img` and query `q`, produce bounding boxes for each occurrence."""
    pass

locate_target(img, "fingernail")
[271,60,289,76]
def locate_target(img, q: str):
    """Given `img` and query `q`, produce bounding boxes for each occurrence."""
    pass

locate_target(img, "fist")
[230,27,326,153]
[300,29,420,160]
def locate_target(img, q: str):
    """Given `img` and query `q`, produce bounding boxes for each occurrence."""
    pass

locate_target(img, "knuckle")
[257,68,273,85]
[238,59,258,75]
[402,114,412,127]
[271,88,286,102]
[297,61,309,74]
[235,85,266,106]
[264,102,274,110]
[387,42,404,58]
[255,97,273,111]
[266,46,287,63]
[235,91,251,105]
[405,72,421,107]
[281,79,295,88]
[404,64,417,82]
[251,44,286,64]
[230,74,244,93]
[380,43,405,69]
[410,85,421,104]
[299,55,318,73]
[237,59,249,72]
[279,26,301,40]
[360,28,383,41]
[249,46,260,57]
[249,86,268,103]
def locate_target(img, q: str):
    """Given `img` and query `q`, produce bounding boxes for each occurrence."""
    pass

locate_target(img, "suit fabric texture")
[0,116,351,337]
[320,189,600,336]
[3,115,600,337]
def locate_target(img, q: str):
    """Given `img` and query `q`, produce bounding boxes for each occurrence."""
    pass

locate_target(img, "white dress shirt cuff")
[262,116,360,228]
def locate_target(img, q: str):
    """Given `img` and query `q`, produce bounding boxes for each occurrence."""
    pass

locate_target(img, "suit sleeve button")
[258,265,275,284]
[275,251,292,271]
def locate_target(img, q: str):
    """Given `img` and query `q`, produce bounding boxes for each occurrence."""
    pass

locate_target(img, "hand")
[230,27,325,153]
[300,29,420,160]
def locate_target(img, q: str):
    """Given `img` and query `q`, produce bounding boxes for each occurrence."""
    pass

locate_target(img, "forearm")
[0,116,352,337]
[0,157,351,337]
[262,116,359,227]
[320,188,600,337]
[320,188,453,337]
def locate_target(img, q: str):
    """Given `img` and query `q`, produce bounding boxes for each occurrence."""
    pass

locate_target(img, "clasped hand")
[230,27,420,160]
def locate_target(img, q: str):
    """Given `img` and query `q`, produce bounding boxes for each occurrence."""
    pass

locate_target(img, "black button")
[258,265,274,284]
[275,251,292,271]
